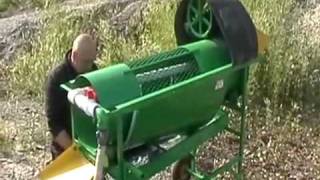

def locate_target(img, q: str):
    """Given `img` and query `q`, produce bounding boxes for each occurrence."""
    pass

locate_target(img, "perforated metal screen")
[126,48,200,95]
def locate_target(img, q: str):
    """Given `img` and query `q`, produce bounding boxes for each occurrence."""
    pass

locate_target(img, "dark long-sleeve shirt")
[45,50,97,138]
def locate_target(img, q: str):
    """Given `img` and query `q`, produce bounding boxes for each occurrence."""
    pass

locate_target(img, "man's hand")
[54,130,72,150]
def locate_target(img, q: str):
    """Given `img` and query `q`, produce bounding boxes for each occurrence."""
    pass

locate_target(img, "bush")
[9,0,179,97]
[242,0,319,116]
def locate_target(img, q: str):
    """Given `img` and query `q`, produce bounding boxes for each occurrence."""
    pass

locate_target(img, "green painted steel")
[186,0,213,39]
[61,37,261,179]
[105,110,228,180]
[67,64,142,158]
[63,40,243,151]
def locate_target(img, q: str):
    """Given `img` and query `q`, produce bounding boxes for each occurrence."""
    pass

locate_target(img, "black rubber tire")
[174,0,193,45]
[172,155,193,180]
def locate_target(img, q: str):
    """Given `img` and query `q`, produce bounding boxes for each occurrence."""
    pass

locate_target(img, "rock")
[298,2,320,46]
[0,10,40,64]
[0,0,148,65]
[110,0,148,36]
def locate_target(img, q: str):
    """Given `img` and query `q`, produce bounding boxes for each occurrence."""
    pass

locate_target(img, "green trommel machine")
[40,0,269,179]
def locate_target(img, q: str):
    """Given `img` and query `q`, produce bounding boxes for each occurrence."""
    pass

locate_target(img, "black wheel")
[172,155,193,180]
[174,0,221,45]
[174,0,258,64]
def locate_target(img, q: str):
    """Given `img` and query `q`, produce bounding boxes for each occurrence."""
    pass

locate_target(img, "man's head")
[70,33,97,73]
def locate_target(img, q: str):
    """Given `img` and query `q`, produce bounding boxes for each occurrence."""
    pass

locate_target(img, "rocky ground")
[1,94,320,179]
[0,0,320,179]
[0,99,50,180]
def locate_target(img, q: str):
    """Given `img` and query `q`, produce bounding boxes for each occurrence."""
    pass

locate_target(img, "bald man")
[45,34,98,160]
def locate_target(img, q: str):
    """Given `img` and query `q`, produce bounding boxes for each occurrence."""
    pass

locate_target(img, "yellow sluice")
[39,144,95,180]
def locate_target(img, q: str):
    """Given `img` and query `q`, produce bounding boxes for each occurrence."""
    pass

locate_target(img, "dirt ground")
[0,97,51,179]
[1,81,320,179]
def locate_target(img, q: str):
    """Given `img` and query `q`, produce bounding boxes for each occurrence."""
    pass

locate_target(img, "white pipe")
[67,88,99,117]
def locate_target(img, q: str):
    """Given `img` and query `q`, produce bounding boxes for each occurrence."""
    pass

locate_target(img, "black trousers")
[50,141,65,160]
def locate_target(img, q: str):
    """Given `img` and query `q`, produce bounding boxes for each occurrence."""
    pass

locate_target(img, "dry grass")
[195,110,320,179]
[242,0,320,115]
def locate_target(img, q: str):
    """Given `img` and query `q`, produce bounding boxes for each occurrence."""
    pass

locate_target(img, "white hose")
[67,88,99,117]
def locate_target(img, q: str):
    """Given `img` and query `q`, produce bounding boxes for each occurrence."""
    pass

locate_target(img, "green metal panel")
[110,40,238,146]
[75,64,142,109]
[60,38,261,178]
[68,64,142,158]
[70,105,97,157]
[124,66,238,146]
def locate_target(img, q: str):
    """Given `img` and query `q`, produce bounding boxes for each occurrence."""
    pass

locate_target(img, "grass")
[0,122,6,149]
[241,0,320,117]
[10,8,97,97]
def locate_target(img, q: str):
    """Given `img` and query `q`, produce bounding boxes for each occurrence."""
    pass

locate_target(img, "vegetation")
[9,0,179,97]
[243,0,319,117]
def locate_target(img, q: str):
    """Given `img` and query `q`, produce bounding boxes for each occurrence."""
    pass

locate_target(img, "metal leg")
[94,131,109,180]
[117,118,125,180]
[190,149,196,174]
[237,68,249,179]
